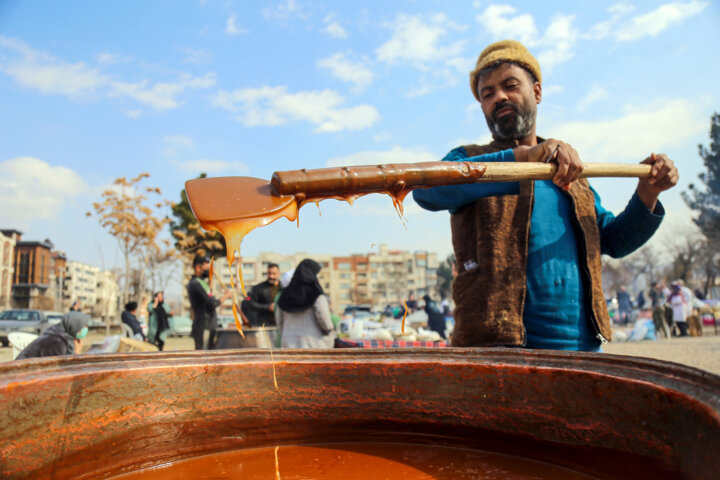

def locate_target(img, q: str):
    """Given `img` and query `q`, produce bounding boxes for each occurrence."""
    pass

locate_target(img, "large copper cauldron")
[0,349,718,479]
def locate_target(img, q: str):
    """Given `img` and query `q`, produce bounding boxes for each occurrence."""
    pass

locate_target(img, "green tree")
[682,113,720,239]
[169,173,225,260]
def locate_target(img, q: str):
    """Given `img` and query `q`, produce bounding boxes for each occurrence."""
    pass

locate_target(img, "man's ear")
[534,82,542,105]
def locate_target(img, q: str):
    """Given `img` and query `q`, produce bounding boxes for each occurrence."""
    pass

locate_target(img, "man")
[616,286,632,325]
[121,301,146,341]
[406,293,419,313]
[413,40,678,351]
[187,255,231,350]
[245,263,282,327]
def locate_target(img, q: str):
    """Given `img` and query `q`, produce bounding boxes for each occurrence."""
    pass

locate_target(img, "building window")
[416,259,427,267]
[338,262,351,270]
[340,273,350,279]
[340,283,351,290]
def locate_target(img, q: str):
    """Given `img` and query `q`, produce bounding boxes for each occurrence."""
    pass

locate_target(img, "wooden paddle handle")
[271,162,651,197]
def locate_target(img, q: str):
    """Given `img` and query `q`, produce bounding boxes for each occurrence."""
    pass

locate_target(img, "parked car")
[169,315,192,337]
[44,311,65,325]
[0,309,52,347]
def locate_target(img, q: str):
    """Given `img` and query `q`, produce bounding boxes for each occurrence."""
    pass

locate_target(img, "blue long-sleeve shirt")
[413,146,664,351]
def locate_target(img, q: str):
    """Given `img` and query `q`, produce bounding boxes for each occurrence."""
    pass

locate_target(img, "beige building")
[63,261,100,311]
[0,230,18,310]
[330,244,439,310]
[95,270,120,321]
[63,261,120,319]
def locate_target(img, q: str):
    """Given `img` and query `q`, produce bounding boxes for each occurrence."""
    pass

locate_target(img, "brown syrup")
[111,443,598,479]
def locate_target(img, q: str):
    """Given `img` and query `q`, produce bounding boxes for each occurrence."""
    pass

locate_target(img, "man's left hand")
[637,153,679,210]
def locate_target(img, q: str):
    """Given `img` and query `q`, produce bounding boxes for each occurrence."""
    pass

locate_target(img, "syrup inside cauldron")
[111,443,596,480]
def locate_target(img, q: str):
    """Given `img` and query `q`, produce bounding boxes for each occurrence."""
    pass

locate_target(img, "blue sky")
[1,1,718,291]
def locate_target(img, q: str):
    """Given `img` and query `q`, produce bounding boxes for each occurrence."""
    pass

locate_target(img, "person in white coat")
[275,259,336,348]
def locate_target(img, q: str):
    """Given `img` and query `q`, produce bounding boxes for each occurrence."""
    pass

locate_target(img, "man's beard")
[485,100,536,140]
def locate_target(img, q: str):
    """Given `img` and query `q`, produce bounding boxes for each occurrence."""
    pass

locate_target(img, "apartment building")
[3,230,67,310]
[0,230,18,310]
[64,261,100,310]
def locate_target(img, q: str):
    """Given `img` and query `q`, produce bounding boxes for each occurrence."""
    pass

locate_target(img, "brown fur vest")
[450,139,611,347]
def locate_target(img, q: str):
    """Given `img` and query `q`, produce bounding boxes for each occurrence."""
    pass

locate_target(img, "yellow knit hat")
[469,40,542,102]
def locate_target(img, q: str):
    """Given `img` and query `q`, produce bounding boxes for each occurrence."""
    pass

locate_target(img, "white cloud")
[577,84,609,111]
[126,109,142,118]
[317,51,374,92]
[476,5,538,45]
[583,2,636,40]
[261,0,306,20]
[323,21,347,38]
[615,1,708,41]
[170,158,249,174]
[96,52,131,65]
[183,48,213,65]
[476,6,578,71]
[226,14,249,35]
[0,35,215,111]
[212,86,380,133]
[0,157,88,227]
[0,36,108,98]
[325,146,437,167]
[164,134,194,156]
[376,13,466,68]
[547,99,706,162]
[543,84,564,96]
[108,73,216,111]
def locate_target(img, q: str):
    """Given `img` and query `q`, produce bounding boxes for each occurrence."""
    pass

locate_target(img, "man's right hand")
[514,139,584,189]
[268,303,275,313]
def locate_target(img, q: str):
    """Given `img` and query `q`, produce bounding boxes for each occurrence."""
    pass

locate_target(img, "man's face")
[267,266,279,285]
[156,292,164,302]
[476,63,541,140]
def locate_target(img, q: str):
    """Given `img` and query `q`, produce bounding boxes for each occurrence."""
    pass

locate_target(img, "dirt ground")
[2,329,719,376]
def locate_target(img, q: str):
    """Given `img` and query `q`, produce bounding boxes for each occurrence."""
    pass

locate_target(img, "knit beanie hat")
[470,40,542,102]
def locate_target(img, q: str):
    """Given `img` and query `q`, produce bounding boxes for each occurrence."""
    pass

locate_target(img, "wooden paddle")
[185,162,651,223]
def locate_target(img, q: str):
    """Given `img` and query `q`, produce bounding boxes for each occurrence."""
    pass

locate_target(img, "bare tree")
[664,234,704,285]
[87,173,171,304]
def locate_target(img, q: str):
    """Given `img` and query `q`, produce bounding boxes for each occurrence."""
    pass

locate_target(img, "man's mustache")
[493,101,518,118]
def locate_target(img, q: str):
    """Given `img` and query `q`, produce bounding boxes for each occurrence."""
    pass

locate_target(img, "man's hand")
[636,153,678,211]
[268,302,275,313]
[514,138,584,189]
[221,290,233,302]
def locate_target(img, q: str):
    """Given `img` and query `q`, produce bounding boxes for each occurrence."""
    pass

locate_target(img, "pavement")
[2,330,719,376]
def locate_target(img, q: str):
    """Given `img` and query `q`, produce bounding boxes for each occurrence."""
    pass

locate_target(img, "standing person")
[637,290,647,311]
[617,286,632,325]
[246,263,282,327]
[121,301,146,341]
[423,294,447,339]
[676,279,694,321]
[187,255,232,350]
[16,311,90,359]
[275,259,335,348]
[669,283,688,336]
[649,282,663,309]
[406,293,419,313]
[412,39,678,351]
[147,291,172,351]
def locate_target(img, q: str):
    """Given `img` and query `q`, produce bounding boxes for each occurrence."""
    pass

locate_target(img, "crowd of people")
[614,280,705,338]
